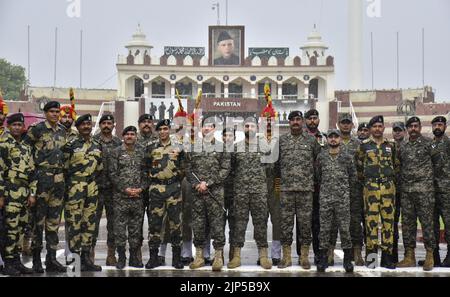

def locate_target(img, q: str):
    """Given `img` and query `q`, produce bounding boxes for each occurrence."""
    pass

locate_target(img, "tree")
[0,58,26,100]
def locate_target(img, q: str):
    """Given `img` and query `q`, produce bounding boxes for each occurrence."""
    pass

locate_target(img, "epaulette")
[362,138,371,144]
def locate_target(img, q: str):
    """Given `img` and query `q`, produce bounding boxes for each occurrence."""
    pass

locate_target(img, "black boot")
[392,246,399,264]
[145,248,159,269]
[80,250,102,272]
[129,248,144,268]
[32,249,44,273]
[14,255,33,274]
[380,251,396,269]
[316,249,328,273]
[45,249,67,273]
[158,256,166,266]
[181,257,193,265]
[172,247,184,269]
[433,248,441,267]
[116,247,126,270]
[1,258,21,276]
[441,250,450,267]
[343,249,354,273]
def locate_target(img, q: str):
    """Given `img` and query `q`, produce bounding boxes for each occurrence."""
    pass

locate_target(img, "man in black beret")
[24,100,67,274]
[137,114,158,148]
[357,123,370,141]
[214,31,240,66]
[429,115,450,267]
[0,113,36,275]
[92,113,122,266]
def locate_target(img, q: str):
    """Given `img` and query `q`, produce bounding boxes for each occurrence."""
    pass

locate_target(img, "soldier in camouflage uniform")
[430,116,450,267]
[62,114,103,272]
[330,113,365,266]
[392,122,406,263]
[144,120,185,269]
[275,111,321,269]
[0,114,36,275]
[92,114,122,266]
[24,101,67,273]
[186,118,231,271]
[356,116,397,269]
[357,123,370,141]
[227,119,272,270]
[397,116,436,271]
[316,129,355,273]
[109,126,147,270]
[0,98,6,272]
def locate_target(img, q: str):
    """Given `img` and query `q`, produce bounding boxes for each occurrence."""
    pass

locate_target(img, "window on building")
[229,83,243,98]
[135,78,144,98]
[202,82,216,98]
[309,79,318,99]
[151,81,165,98]
[175,82,193,98]
[282,83,298,99]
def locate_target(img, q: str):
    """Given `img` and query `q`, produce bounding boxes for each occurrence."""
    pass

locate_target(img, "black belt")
[367,177,393,184]
[71,176,95,183]
[152,177,180,185]
[39,168,64,174]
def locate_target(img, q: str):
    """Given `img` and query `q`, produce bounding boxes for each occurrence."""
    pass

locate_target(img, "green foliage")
[0,58,27,100]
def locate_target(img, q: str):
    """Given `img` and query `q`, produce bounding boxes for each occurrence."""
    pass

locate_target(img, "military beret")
[217,31,233,44]
[406,116,421,127]
[358,123,369,131]
[304,109,319,119]
[222,127,236,136]
[339,113,353,123]
[75,114,92,127]
[392,122,406,131]
[43,101,61,112]
[156,119,171,130]
[138,114,154,124]
[431,116,447,125]
[99,114,114,123]
[7,113,25,125]
[368,115,384,127]
[288,111,303,121]
[327,129,341,137]
[122,126,137,136]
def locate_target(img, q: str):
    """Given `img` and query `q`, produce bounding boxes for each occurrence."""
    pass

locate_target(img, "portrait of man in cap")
[210,26,244,66]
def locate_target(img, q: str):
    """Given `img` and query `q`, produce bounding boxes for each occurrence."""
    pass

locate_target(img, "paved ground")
[3,216,450,277]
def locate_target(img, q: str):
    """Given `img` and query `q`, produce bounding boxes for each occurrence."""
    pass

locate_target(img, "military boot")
[80,250,102,272]
[397,248,416,268]
[22,236,32,257]
[106,246,117,266]
[189,247,205,269]
[300,245,311,270]
[14,255,33,274]
[45,249,67,273]
[380,251,396,270]
[228,246,234,262]
[227,247,241,269]
[277,245,292,269]
[1,258,21,276]
[441,250,450,267]
[433,248,441,267]
[129,248,144,268]
[137,247,143,265]
[423,248,434,271]
[343,249,354,273]
[258,247,272,269]
[32,249,44,273]
[316,249,328,272]
[353,245,365,266]
[327,246,335,266]
[145,248,159,269]
[172,246,184,269]
[212,249,224,272]
[89,248,95,263]
[116,246,126,270]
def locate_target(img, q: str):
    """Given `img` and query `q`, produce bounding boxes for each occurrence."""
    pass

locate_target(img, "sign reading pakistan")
[248,48,290,59]
[164,46,205,57]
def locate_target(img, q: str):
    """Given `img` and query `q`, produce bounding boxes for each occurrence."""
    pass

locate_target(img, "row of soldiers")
[1,99,450,275]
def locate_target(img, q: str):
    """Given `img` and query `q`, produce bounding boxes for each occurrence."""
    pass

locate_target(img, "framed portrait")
[209,26,245,66]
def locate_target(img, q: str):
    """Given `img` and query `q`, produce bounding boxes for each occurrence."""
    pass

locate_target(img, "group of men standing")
[1,96,450,275]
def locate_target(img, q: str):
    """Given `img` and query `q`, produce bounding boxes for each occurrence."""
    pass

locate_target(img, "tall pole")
[422,28,425,87]
[396,32,400,89]
[53,27,58,88]
[371,32,374,90]
[225,0,228,26]
[80,30,83,88]
[27,25,31,86]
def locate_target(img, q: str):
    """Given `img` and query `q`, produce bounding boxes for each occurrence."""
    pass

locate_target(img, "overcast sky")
[1,0,449,100]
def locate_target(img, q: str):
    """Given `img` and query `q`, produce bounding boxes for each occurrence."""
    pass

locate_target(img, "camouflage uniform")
[398,136,436,250]
[24,121,66,253]
[393,139,406,261]
[431,135,450,251]
[356,137,398,254]
[109,144,147,249]
[316,148,355,250]
[275,132,321,247]
[266,162,281,258]
[145,139,185,249]
[62,136,103,253]
[0,133,37,260]
[231,139,270,249]
[186,142,231,250]
[92,134,122,249]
